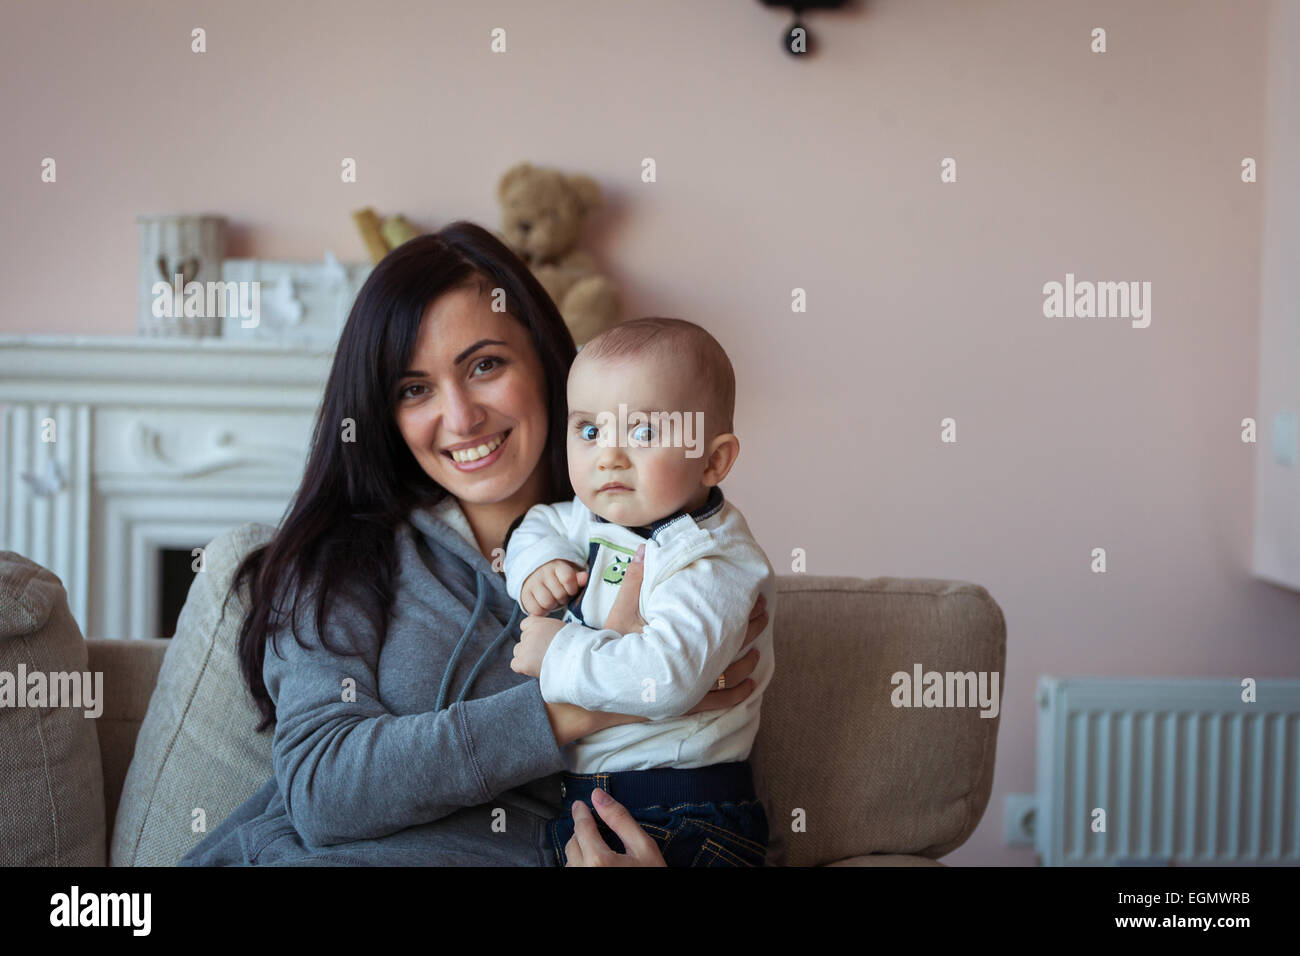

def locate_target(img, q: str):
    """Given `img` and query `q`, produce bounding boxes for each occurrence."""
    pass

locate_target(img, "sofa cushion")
[751,576,1005,866]
[88,637,171,845]
[110,523,276,866]
[0,551,106,866]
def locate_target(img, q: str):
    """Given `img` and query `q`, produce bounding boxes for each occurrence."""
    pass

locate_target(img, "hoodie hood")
[408,495,498,577]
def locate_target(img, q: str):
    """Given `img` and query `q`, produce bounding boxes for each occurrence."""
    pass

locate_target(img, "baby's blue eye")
[632,425,654,443]
[579,424,599,441]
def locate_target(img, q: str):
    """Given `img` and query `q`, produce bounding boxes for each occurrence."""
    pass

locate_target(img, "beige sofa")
[0,522,1006,866]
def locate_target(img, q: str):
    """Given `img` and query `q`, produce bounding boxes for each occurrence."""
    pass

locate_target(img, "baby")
[503,316,777,867]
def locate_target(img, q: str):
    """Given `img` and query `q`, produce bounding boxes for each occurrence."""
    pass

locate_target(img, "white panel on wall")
[1251,0,1300,593]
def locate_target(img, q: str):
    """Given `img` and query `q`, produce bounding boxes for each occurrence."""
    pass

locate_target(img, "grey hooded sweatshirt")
[179,496,569,866]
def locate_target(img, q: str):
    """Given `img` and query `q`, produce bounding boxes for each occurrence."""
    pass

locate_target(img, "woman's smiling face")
[394,282,551,513]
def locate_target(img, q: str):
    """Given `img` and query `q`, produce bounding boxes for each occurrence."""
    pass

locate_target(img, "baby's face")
[566,352,713,527]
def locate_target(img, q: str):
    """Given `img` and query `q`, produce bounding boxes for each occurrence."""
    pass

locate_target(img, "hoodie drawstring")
[457,601,523,706]
[436,569,524,711]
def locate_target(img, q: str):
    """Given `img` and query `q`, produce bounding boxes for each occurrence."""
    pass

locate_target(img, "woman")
[180,221,765,867]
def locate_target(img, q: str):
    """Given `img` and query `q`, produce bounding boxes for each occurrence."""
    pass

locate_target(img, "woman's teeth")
[447,431,507,463]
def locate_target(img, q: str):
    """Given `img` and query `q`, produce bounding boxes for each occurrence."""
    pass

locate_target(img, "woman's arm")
[545,644,762,740]
[264,586,567,848]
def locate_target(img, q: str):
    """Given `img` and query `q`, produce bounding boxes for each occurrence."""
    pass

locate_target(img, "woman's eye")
[400,358,502,400]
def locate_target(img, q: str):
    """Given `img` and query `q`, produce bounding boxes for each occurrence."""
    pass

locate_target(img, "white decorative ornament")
[321,250,347,290]
[137,214,227,338]
[20,457,66,497]
[130,420,302,478]
[220,257,370,347]
[263,277,304,327]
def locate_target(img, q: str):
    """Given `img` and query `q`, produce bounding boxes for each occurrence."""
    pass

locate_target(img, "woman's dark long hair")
[221,221,577,732]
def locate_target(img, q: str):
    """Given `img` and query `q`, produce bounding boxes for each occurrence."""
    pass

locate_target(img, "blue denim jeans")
[546,761,769,867]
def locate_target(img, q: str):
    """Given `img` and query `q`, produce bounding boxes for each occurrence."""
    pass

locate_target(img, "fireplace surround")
[0,335,332,639]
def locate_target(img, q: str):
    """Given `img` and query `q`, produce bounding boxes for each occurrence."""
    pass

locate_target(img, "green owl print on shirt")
[590,538,639,587]
[602,554,632,584]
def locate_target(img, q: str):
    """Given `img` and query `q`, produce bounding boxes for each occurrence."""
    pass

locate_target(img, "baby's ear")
[703,433,741,485]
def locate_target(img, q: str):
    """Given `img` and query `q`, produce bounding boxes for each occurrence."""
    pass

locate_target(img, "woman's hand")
[601,544,649,634]
[564,788,668,867]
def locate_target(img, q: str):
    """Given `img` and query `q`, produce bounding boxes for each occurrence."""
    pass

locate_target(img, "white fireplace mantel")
[0,334,335,639]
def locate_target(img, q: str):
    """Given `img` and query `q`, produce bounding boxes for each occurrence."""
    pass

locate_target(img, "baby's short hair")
[579,317,736,436]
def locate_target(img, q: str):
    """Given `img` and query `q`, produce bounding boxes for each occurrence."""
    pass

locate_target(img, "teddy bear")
[496,162,621,346]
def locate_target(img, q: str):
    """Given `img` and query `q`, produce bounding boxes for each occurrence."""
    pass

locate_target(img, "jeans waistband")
[558,761,756,808]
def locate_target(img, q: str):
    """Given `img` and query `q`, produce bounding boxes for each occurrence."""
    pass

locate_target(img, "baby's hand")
[511,615,567,678]
[520,559,588,616]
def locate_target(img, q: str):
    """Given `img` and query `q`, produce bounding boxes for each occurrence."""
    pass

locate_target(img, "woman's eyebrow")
[401,339,508,377]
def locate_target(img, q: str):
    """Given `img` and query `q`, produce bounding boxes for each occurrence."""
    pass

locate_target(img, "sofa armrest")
[86,638,171,845]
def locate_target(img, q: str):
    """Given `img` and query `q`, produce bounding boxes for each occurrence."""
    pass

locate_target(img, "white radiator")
[1034,677,1300,866]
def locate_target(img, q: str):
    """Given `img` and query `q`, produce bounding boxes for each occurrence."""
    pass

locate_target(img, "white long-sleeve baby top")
[503,485,776,773]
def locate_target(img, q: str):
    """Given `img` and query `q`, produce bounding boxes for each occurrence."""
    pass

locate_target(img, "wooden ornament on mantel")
[137,214,228,338]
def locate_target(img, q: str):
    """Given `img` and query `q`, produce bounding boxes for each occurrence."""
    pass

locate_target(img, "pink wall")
[3,0,1296,865]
